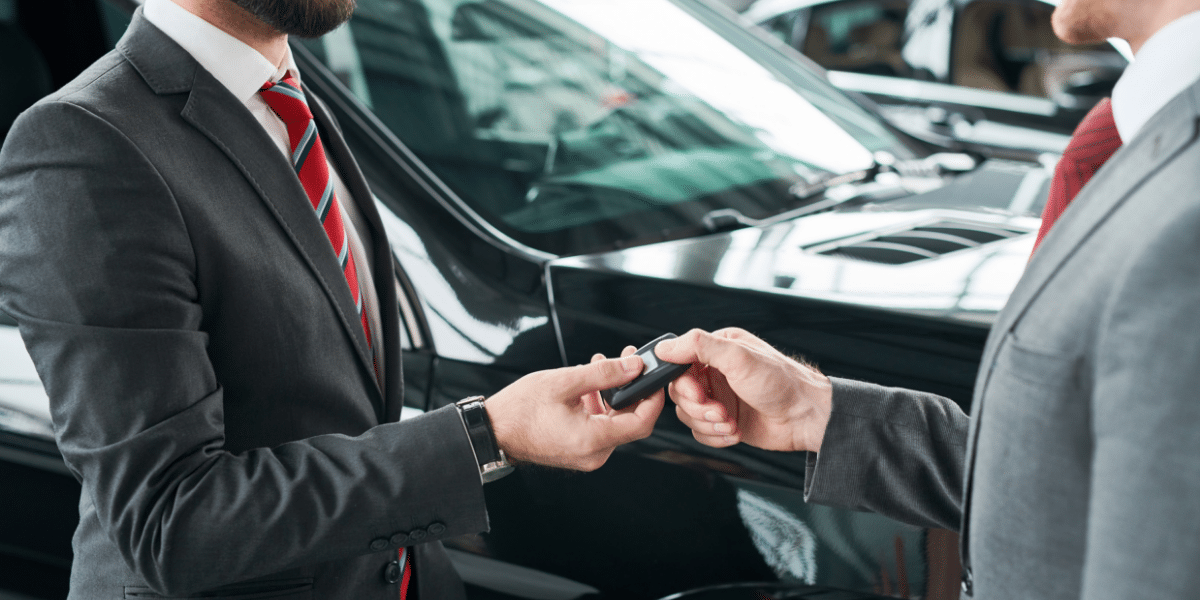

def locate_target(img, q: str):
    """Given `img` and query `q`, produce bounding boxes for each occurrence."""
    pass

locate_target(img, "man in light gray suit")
[657,0,1200,597]
[0,0,663,598]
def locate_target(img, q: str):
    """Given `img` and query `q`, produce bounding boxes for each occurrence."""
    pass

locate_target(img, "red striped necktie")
[260,76,401,595]
[259,78,378,374]
[1033,97,1122,252]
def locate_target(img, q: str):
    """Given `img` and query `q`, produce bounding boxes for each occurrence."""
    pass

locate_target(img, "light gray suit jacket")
[805,78,1200,598]
[0,11,487,600]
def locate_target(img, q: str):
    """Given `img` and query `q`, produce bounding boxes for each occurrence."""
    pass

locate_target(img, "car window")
[951,0,1126,99]
[298,0,917,256]
[804,0,913,77]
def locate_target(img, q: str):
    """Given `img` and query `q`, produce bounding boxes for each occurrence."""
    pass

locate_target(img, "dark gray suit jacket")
[806,79,1200,598]
[0,11,487,600]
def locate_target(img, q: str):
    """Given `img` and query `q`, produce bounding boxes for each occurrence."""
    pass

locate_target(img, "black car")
[0,0,1047,598]
[743,0,1130,156]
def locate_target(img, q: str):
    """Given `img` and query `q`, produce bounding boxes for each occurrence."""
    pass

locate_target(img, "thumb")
[565,354,644,397]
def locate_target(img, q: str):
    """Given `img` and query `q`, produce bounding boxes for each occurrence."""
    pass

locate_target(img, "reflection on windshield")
[300,0,914,255]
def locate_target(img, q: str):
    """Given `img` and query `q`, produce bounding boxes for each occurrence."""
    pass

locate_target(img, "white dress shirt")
[1112,10,1200,143]
[143,0,384,381]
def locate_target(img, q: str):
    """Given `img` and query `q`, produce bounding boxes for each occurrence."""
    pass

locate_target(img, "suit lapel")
[959,82,1200,565]
[308,91,405,418]
[118,11,383,405]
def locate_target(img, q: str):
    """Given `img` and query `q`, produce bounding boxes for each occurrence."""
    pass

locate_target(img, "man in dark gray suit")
[658,0,1200,598]
[0,0,663,598]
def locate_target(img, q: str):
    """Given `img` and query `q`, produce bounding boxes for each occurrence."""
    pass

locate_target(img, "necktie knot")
[260,76,317,157]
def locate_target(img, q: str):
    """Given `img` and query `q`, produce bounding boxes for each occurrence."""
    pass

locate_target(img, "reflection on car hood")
[554,159,1047,328]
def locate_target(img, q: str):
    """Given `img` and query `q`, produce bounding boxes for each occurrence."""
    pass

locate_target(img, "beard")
[229,0,357,38]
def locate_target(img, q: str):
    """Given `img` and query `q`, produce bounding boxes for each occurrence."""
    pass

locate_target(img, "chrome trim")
[829,71,1059,116]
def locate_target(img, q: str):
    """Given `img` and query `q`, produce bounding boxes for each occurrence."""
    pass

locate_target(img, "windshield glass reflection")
[300,0,916,255]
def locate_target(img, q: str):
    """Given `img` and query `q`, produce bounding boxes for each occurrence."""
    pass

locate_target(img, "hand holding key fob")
[600,333,690,410]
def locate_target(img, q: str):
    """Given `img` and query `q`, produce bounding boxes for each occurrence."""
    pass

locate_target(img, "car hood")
[551,158,1048,329]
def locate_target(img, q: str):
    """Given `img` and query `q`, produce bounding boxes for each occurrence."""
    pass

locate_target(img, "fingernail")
[656,339,674,353]
[704,411,720,422]
[713,422,732,434]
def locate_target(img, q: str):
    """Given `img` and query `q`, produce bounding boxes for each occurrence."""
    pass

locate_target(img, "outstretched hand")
[654,328,832,453]
[485,348,665,471]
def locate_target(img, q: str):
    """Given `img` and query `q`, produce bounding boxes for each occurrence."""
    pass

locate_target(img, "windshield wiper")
[700,152,978,233]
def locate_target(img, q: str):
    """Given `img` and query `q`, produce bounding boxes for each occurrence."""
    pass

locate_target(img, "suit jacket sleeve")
[0,100,488,595]
[803,377,969,531]
[1082,206,1200,599]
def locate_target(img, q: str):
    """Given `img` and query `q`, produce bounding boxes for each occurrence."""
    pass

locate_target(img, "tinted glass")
[298,0,916,255]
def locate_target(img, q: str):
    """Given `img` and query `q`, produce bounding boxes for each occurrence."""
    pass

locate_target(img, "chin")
[1051,0,1117,45]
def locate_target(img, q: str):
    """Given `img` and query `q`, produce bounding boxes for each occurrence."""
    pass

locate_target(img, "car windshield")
[298,0,919,255]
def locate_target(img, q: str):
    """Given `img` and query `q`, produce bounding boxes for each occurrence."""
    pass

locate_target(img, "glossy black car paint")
[0,0,1047,598]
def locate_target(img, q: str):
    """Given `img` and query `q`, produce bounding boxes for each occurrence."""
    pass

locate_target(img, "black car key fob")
[600,333,690,410]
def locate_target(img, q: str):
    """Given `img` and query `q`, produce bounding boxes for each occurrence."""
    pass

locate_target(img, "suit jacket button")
[428,522,446,536]
[383,560,402,584]
[408,528,427,542]
[369,538,389,552]
[390,531,409,545]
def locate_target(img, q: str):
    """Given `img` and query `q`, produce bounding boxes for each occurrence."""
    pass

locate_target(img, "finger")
[601,391,665,444]
[652,328,704,365]
[674,403,736,437]
[667,367,705,405]
[668,365,732,423]
[620,345,637,358]
[582,390,607,415]
[696,429,739,448]
[675,404,740,448]
[656,329,757,382]
[634,388,667,419]
[562,354,644,397]
[702,366,740,423]
[584,353,617,414]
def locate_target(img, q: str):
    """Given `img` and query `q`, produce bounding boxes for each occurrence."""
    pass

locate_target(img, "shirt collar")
[1111,10,1200,143]
[143,0,300,105]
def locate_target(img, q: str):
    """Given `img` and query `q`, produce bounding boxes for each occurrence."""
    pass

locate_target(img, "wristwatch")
[455,396,514,483]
